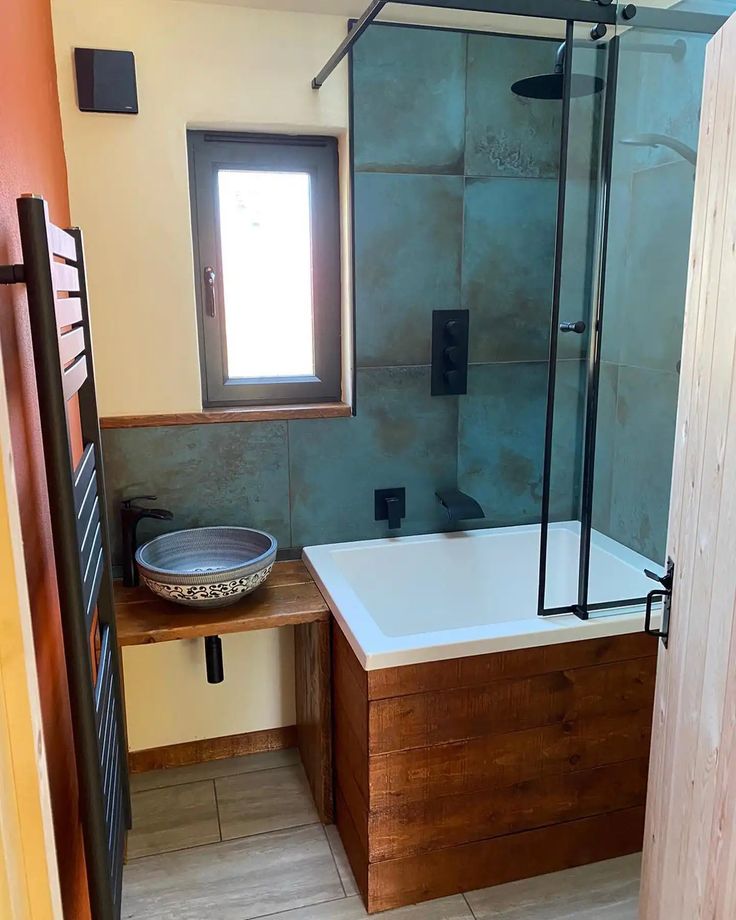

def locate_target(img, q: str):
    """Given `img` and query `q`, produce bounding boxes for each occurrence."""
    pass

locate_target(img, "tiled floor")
[123,749,642,919]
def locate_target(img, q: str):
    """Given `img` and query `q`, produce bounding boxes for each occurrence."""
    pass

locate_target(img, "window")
[188,131,342,407]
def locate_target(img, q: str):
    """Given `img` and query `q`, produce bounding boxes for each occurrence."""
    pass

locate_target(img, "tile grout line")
[248,893,356,920]
[126,818,325,864]
[462,891,479,919]
[132,752,301,792]
[322,824,348,899]
[212,778,223,842]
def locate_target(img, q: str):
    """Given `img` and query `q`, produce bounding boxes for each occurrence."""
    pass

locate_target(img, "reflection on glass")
[543,37,609,611]
[217,169,315,380]
[591,28,708,596]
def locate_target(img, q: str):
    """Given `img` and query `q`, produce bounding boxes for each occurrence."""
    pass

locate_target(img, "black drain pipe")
[204,636,224,684]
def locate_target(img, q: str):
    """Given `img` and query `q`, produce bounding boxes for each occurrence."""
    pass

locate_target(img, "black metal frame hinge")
[644,556,674,647]
[0,264,26,285]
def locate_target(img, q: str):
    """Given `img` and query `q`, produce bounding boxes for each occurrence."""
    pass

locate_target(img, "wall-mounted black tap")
[120,496,173,587]
[375,488,406,531]
[436,489,485,522]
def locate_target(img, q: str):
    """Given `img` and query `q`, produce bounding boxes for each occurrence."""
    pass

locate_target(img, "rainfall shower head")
[619,133,697,166]
[511,43,605,100]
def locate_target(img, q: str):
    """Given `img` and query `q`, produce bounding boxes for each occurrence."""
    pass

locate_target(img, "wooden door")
[640,16,736,920]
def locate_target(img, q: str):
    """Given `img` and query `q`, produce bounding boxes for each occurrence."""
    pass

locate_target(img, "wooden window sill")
[99,402,352,429]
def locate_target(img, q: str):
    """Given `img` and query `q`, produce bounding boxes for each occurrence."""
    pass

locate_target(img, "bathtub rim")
[303,521,662,670]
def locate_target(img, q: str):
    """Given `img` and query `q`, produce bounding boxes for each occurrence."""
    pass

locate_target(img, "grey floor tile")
[130,748,300,792]
[465,854,642,920]
[121,824,343,920]
[256,894,474,919]
[325,824,359,897]
[216,763,319,840]
[127,780,220,859]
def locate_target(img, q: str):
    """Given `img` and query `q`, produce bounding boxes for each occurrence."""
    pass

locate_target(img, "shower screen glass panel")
[584,21,710,615]
[540,29,611,614]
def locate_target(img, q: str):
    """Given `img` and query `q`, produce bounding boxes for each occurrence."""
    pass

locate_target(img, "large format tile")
[352,24,466,175]
[102,421,291,561]
[216,763,318,839]
[256,893,474,919]
[289,366,458,547]
[465,854,641,919]
[354,173,463,367]
[590,361,619,537]
[458,361,583,528]
[127,781,220,859]
[608,365,679,562]
[462,177,558,364]
[617,160,694,374]
[549,358,586,522]
[557,177,598,362]
[122,824,343,920]
[465,32,561,179]
[130,748,300,793]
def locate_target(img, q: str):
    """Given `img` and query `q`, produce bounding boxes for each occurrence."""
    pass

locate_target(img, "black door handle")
[644,558,674,648]
[204,265,217,317]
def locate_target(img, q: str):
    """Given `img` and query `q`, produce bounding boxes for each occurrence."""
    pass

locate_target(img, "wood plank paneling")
[295,620,333,823]
[368,632,656,700]
[333,623,656,913]
[368,806,646,914]
[370,709,652,808]
[128,725,297,774]
[370,758,649,860]
[335,784,369,905]
[115,572,329,646]
[369,656,656,754]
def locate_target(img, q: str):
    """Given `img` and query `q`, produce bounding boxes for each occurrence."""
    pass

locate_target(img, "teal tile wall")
[591,30,707,564]
[352,25,467,175]
[354,173,463,367]
[103,24,592,560]
[100,22,709,622]
[465,33,562,179]
[462,176,558,364]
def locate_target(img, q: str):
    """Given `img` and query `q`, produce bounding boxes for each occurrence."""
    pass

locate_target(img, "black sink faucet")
[120,496,173,587]
[436,489,485,522]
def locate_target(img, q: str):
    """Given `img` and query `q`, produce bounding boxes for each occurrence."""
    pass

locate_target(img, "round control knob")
[559,320,587,334]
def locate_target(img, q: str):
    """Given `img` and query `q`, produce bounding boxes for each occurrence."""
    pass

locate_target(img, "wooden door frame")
[0,345,62,920]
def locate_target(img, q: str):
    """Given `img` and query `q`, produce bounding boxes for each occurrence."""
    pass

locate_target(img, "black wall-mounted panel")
[74,48,138,114]
[431,309,469,396]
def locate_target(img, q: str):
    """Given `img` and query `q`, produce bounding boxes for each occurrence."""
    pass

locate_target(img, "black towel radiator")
[1,195,130,920]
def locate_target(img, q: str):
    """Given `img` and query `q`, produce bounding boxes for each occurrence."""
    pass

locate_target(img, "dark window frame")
[188,130,342,408]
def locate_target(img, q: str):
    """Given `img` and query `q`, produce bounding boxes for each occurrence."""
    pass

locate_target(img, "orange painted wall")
[0,0,91,917]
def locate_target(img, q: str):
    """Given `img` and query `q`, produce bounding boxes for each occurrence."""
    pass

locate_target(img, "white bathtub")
[303,521,662,669]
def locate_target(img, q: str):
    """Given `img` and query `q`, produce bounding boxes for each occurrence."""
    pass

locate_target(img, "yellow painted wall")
[50,0,351,751]
[51,0,351,419]
[122,629,295,751]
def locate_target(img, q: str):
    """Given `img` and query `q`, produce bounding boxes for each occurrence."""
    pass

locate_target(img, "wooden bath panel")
[332,622,657,913]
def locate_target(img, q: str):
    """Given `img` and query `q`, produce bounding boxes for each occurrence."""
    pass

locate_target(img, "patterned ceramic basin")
[135,526,277,609]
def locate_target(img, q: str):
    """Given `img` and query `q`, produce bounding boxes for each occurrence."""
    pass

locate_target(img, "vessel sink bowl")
[135,526,277,609]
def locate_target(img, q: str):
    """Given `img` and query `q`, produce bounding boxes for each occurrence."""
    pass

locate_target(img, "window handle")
[204,265,217,317]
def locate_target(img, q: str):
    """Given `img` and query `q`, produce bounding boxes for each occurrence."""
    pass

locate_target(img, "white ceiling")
[172,0,566,38]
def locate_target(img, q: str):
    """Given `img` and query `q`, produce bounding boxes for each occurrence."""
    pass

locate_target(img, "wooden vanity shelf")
[114,561,329,645]
[113,560,334,822]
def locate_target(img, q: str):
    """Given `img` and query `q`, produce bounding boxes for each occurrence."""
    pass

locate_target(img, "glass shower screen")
[539,6,720,619]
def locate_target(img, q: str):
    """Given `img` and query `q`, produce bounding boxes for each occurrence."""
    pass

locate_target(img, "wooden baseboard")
[128,725,298,774]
